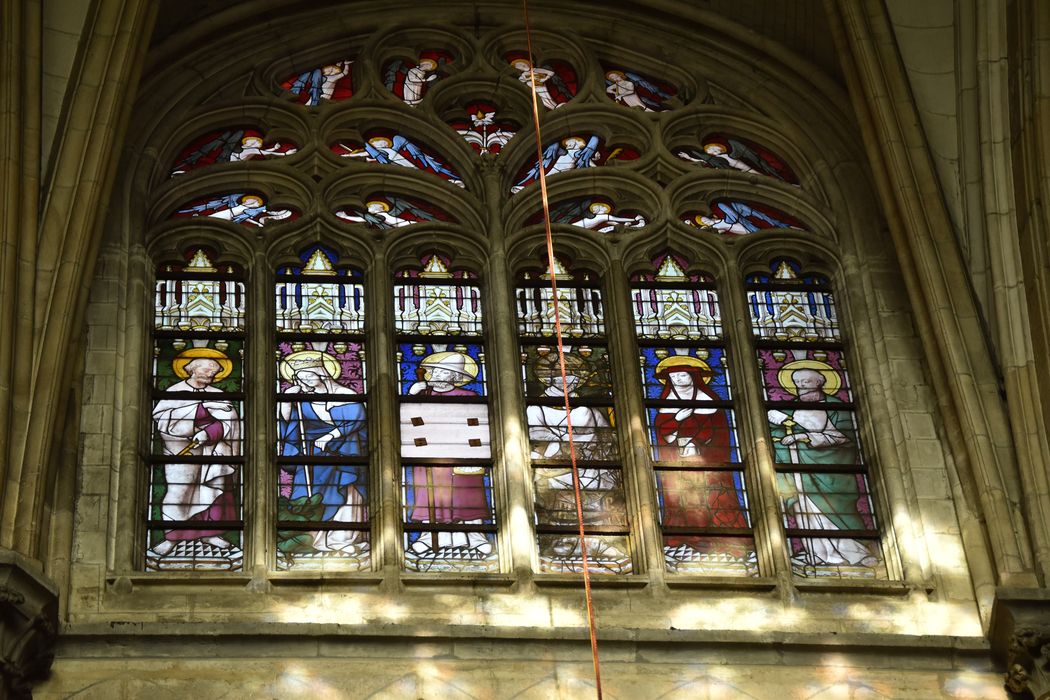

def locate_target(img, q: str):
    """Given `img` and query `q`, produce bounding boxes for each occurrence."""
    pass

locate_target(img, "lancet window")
[748,259,886,579]
[516,259,632,574]
[147,248,246,571]
[631,255,756,576]
[275,247,369,571]
[395,255,498,572]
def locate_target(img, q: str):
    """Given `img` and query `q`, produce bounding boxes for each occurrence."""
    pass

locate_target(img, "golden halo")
[654,355,713,384]
[172,348,233,382]
[420,351,479,387]
[367,199,391,212]
[279,350,342,384]
[778,359,840,396]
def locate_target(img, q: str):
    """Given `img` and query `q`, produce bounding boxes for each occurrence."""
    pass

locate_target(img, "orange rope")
[522,3,603,698]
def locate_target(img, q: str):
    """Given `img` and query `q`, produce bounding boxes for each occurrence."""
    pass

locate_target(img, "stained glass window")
[632,255,757,576]
[395,255,498,572]
[275,247,369,571]
[517,259,631,574]
[147,248,245,571]
[747,259,885,579]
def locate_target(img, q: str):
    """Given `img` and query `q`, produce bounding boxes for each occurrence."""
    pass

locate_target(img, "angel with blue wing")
[288,61,352,106]
[688,201,800,235]
[511,135,600,193]
[606,69,673,112]
[177,194,292,227]
[339,135,463,186]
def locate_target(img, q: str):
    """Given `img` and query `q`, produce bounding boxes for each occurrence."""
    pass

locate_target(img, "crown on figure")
[287,357,326,372]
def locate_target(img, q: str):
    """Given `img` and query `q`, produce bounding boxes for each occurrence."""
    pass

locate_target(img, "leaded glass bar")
[395,255,499,571]
[147,248,246,572]
[632,255,757,576]
[274,247,370,571]
[748,259,885,579]
[518,258,632,575]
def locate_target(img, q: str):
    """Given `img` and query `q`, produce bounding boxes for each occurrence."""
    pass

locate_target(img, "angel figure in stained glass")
[151,348,240,557]
[686,201,800,235]
[549,199,646,233]
[385,52,449,106]
[509,57,575,110]
[678,138,795,183]
[605,69,674,111]
[336,197,441,229]
[337,135,463,186]
[284,61,353,106]
[511,135,600,193]
[229,133,295,162]
[176,194,293,227]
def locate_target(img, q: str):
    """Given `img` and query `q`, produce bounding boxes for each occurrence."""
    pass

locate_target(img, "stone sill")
[400,573,517,587]
[665,576,778,591]
[533,573,649,589]
[793,578,915,596]
[58,620,993,653]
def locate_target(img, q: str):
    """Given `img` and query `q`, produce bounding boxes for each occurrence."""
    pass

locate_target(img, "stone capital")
[992,587,1050,700]
[0,548,58,699]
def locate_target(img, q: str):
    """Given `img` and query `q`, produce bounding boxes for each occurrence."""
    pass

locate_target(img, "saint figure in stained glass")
[277,351,367,555]
[526,352,615,462]
[150,348,241,558]
[651,356,731,463]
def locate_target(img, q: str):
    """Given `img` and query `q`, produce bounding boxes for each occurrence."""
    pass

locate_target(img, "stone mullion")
[368,246,400,573]
[721,256,791,585]
[481,163,534,579]
[604,260,663,582]
[248,249,270,574]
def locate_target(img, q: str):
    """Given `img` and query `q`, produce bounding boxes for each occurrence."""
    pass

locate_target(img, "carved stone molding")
[992,588,1050,700]
[0,548,58,699]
